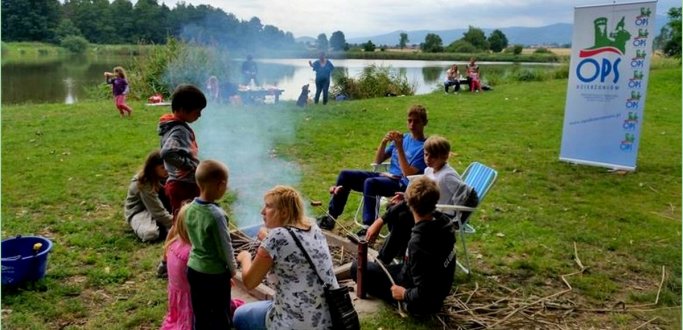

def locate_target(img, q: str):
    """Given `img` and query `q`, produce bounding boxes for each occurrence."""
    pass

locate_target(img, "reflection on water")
[64,77,77,104]
[2,56,559,104]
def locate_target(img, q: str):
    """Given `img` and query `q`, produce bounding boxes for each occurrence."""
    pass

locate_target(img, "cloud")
[160,0,680,38]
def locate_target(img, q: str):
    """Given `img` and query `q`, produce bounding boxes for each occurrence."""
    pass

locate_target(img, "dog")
[296,84,309,107]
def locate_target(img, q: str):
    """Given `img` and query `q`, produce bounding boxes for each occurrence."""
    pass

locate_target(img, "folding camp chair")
[353,162,390,236]
[437,162,498,275]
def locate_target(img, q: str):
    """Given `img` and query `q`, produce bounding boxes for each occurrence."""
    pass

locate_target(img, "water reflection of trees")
[422,66,443,83]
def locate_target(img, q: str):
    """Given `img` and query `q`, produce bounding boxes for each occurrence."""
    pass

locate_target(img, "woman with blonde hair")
[234,185,338,329]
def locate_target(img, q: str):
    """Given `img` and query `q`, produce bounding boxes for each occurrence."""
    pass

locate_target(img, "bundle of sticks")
[230,229,259,259]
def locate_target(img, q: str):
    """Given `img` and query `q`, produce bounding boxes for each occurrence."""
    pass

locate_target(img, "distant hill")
[345,15,667,47]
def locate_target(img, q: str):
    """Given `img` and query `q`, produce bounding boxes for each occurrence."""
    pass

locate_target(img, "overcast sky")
[159,0,678,38]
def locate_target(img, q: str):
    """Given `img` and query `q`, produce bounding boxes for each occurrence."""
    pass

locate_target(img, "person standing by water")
[308,52,335,105]
[241,55,258,86]
[104,66,132,117]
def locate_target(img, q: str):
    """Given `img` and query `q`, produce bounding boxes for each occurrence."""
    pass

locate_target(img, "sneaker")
[156,260,168,279]
[316,215,336,230]
[356,226,368,239]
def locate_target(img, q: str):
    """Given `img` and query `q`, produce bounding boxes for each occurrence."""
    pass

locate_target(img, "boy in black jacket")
[351,176,456,315]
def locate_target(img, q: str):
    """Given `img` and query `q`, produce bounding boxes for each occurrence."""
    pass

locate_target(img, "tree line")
[1,0,300,52]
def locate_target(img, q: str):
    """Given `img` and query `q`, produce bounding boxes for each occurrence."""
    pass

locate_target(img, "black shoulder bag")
[285,227,360,330]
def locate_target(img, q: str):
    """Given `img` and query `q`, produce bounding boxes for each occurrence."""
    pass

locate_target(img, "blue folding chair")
[437,162,498,275]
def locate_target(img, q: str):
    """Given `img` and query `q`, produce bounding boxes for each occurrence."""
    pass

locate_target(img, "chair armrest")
[370,161,391,172]
[406,174,423,182]
[436,204,477,212]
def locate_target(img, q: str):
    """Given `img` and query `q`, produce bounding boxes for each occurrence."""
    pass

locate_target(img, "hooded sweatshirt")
[158,114,199,183]
[398,211,456,314]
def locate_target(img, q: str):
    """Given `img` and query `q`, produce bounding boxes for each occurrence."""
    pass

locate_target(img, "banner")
[560,1,656,171]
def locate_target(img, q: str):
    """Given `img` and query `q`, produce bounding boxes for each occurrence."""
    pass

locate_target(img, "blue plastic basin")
[2,236,53,286]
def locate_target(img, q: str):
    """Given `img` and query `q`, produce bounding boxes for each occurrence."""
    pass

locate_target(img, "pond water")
[1,55,558,104]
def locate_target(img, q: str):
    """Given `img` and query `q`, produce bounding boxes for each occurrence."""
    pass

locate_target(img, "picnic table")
[237,86,284,104]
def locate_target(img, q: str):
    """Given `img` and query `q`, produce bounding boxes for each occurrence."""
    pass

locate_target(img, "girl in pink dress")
[160,204,193,330]
[160,204,244,330]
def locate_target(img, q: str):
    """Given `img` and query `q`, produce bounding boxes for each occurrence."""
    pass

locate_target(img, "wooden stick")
[633,316,659,330]
[573,242,585,271]
[371,256,408,318]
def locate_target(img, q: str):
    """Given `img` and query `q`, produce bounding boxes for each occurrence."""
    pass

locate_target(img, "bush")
[331,65,414,100]
[534,47,552,54]
[127,38,231,100]
[446,40,478,53]
[60,35,88,54]
[505,44,524,55]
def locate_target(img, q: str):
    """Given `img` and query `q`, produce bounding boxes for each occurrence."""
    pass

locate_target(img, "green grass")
[2,68,680,328]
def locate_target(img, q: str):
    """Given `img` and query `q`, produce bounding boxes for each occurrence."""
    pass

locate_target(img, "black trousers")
[377,202,415,264]
[187,267,231,330]
[350,258,403,303]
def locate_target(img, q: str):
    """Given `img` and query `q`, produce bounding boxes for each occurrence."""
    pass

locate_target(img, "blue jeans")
[328,170,404,225]
[233,300,272,330]
[314,77,330,104]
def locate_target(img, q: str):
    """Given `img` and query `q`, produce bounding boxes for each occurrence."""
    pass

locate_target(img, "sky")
[158,0,679,38]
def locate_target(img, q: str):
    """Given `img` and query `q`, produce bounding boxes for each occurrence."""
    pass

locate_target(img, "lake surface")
[2,55,558,104]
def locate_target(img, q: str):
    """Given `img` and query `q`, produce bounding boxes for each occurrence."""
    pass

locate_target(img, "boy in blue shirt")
[317,105,428,236]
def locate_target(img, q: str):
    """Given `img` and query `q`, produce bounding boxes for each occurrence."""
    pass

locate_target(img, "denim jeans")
[328,170,403,225]
[232,300,272,330]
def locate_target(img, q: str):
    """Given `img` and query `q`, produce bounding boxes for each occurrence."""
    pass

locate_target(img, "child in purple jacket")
[104,66,133,117]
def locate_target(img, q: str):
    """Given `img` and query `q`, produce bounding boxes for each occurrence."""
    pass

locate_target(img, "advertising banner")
[560,1,656,170]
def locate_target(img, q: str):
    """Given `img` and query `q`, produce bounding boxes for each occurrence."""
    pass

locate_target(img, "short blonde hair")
[407,104,428,125]
[405,176,440,216]
[195,159,229,189]
[264,185,310,228]
[424,135,451,158]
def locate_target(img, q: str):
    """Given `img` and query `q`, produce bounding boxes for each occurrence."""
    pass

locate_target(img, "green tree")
[316,33,329,52]
[329,31,347,51]
[399,32,409,49]
[462,26,489,51]
[2,0,60,42]
[421,33,443,53]
[487,29,508,52]
[133,0,168,43]
[55,19,83,41]
[511,44,523,55]
[363,40,376,52]
[61,35,89,53]
[109,0,135,43]
[663,7,681,57]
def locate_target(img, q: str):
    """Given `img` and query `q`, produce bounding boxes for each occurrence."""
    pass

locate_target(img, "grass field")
[1,67,680,328]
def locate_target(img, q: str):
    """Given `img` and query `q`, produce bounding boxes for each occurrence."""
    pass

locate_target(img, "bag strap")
[285,227,328,287]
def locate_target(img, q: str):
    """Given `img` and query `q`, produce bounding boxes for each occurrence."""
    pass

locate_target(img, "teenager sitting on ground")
[351,176,457,315]
[316,105,428,237]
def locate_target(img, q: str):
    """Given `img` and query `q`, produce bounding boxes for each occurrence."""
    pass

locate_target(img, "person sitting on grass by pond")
[234,185,338,330]
[160,202,244,330]
[351,176,457,316]
[104,66,133,117]
[316,105,428,237]
[124,149,172,242]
